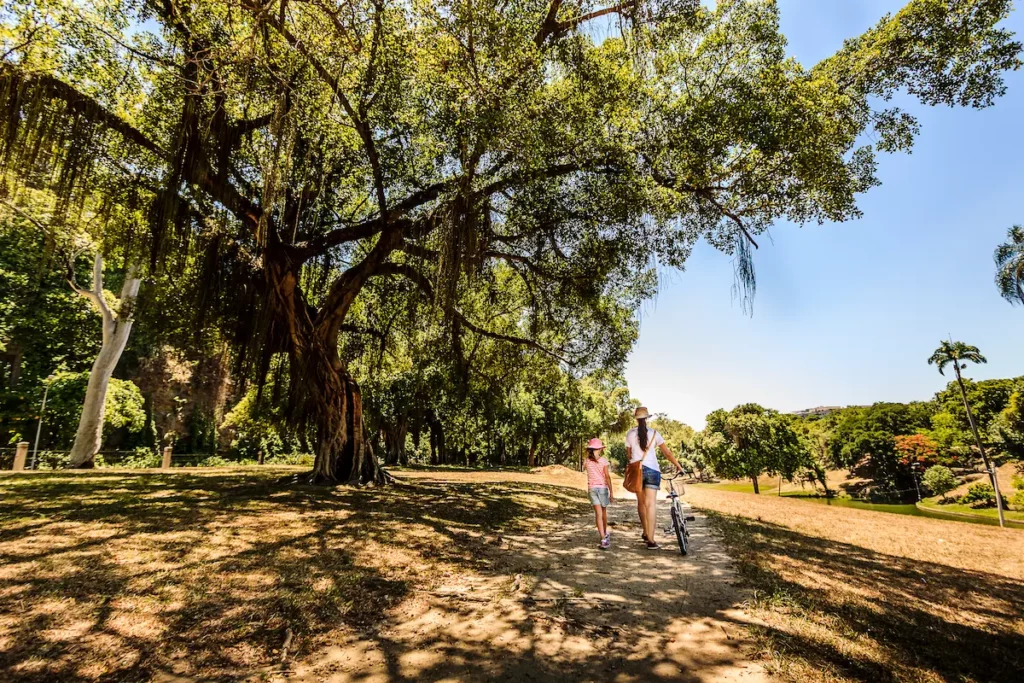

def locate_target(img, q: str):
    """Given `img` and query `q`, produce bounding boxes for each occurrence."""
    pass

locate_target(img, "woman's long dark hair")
[587,448,599,461]
[638,418,649,450]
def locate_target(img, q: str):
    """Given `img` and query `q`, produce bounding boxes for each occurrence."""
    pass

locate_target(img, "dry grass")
[687,487,1024,682]
[0,468,588,682]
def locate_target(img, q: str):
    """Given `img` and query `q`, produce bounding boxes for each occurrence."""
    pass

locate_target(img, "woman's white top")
[625,428,665,469]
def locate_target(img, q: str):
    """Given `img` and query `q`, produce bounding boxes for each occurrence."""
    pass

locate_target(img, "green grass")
[919,497,1024,522]
[702,481,836,498]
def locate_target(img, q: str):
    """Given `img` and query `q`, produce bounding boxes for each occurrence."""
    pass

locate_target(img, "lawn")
[687,487,1024,683]
[918,497,1024,523]
[0,468,589,681]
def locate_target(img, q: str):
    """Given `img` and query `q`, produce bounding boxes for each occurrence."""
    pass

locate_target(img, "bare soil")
[687,485,1024,682]
[0,467,765,683]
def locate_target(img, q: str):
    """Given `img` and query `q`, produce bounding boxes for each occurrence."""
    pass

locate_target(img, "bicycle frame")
[663,471,694,555]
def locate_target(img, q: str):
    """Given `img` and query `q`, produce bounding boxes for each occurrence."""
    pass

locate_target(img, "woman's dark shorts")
[641,465,661,490]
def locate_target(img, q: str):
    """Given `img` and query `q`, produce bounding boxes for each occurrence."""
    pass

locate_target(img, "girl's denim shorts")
[641,466,662,490]
[588,486,610,507]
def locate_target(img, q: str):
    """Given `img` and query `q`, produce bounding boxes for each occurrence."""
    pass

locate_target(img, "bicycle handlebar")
[662,470,686,481]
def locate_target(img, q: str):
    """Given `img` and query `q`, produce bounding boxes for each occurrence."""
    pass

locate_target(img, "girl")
[585,437,614,550]
[626,406,684,549]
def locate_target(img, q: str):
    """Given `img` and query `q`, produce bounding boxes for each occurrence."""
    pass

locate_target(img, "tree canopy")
[0,0,1020,479]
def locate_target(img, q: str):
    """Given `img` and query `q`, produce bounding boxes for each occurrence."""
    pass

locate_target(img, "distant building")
[789,406,843,418]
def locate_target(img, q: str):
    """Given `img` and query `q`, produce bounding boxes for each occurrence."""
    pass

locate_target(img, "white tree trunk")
[67,254,140,468]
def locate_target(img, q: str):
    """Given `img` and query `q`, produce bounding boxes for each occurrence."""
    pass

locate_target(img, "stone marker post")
[13,442,28,471]
[162,446,172,469]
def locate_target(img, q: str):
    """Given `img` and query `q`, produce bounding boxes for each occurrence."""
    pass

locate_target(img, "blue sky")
[625,0,1024,429]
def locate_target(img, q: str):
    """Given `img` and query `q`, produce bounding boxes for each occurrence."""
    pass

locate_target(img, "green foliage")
[992,390,1024,457]
[116,448,161,469]
[702,404,806,490]
[198,455,234,468]
[960,482,1001,508]
[994,225,1024,305]
[923,411,975,465]
[41,371,145,448]
[0,0,1020,470]
[829,402,933,482]
[934,377,1020,435]
[265,452,315,467]
[219,385,289,460]
[607,441,628,472]
[922,465,958,500]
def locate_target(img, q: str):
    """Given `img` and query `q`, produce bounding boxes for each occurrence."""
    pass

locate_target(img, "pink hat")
[587,438,605,450]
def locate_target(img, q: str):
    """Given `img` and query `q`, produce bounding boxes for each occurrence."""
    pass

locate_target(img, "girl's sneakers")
[646,541,661,550]
[600,537,610,550]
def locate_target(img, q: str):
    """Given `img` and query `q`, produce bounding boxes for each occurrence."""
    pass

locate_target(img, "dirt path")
[283,469,768,683]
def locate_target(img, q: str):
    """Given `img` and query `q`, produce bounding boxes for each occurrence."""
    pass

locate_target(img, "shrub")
[1012,490,1024,510]
[220,388,287,459]
[265,451,314,467]
[959,483,1009,509]
[199,455,234,467]
[922,465,958,501]
[117,448,161,469]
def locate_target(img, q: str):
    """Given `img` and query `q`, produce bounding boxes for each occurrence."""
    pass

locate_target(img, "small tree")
[894,433,939,467]
[704,404,806,494]
[922,465,958,502]
[0,199,142,468]
[928,341,1006,527]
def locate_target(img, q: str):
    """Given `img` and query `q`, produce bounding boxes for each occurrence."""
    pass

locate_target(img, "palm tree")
[927,341,1005,528]
[994,225,1024,306]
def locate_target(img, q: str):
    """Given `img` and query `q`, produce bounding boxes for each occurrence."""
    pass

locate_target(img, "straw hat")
[586,438,605,450]
[634,406,650,420]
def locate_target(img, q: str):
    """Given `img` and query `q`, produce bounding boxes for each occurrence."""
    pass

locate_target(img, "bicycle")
[663,470,696,555]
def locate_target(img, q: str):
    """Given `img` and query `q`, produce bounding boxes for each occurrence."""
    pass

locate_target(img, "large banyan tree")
[0,0,1019,482]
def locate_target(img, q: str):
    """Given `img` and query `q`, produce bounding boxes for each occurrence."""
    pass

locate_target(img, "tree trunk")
[305,360,386,485]
[751,476,760,494]
[954,367,1006,528]
[382,416,408,467]
[528,433,538,468]
[68,255,140,468]
[262,245,392,486]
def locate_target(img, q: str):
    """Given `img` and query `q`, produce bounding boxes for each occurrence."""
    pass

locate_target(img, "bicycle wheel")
[671,505,688,555]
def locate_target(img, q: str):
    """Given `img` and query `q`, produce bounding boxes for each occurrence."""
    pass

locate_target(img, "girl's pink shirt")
[585,456,611,488]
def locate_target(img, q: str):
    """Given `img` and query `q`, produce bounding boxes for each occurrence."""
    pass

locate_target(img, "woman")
[626,406,684,550]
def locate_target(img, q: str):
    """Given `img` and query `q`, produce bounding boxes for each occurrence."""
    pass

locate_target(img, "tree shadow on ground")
[293,492,764,682]
[0,469,553,681]
[0,469,762,682]
[709,513,1024,683]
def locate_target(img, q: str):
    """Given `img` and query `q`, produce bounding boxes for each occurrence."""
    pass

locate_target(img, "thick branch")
[553,2,638,35]
[229,113,275,137]
[534,0,563,47]
[0,67,167,159]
